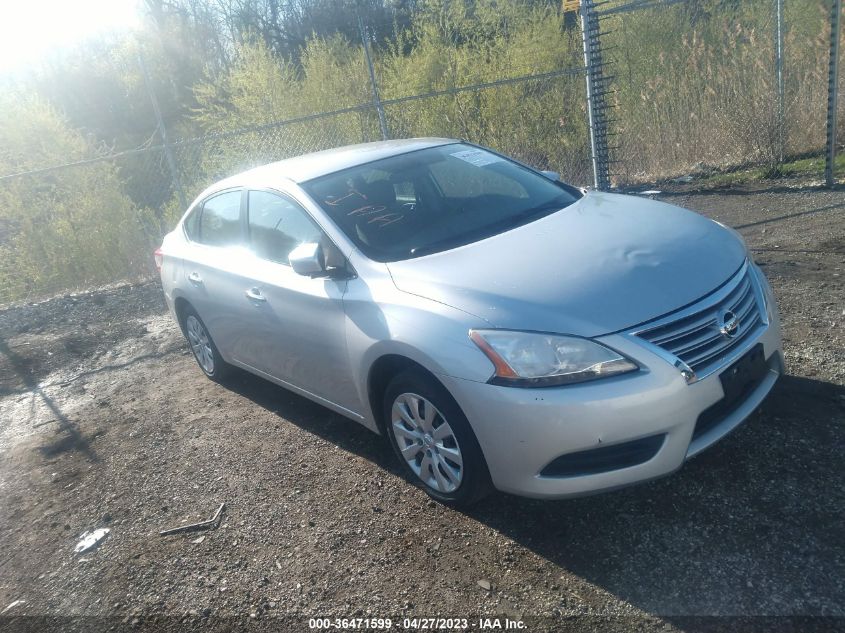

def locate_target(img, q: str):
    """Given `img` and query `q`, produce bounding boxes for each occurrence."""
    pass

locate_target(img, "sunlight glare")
[0,0,139,72]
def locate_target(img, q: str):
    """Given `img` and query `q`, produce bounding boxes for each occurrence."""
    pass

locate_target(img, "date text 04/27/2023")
[308,617,526,630]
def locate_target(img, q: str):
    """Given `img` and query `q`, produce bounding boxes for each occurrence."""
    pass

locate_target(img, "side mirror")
[289,242,326,277]
[540,170,560,181]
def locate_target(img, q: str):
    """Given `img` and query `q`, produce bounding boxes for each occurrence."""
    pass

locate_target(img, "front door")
[238,190,361,416]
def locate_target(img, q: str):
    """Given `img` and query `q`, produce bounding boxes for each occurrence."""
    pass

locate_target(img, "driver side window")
[247,191,323,265]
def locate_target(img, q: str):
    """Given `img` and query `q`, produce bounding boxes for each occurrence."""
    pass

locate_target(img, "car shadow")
[223,370,843,618]
[223,368,400,476]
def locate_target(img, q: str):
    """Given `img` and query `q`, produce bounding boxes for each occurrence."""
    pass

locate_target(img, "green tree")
[188,36,379,191]
[0,94,149,300]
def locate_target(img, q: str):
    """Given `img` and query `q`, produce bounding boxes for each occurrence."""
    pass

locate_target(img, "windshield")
[300,143,582,262]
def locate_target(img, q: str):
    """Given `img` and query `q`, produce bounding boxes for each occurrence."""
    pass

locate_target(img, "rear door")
[239,189,361,415]
[179,189,260,363]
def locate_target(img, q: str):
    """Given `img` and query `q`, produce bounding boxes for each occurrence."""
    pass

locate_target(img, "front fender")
[343,271,493,430]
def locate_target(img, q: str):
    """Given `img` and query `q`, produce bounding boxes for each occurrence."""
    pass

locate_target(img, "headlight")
[469,329,638,387]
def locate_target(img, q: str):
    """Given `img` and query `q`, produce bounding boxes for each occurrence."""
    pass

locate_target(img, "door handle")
[188,272,203,284]
[245,287,266,302]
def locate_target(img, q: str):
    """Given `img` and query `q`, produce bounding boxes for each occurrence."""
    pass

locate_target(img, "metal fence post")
[578,0,612,190]
[775,0,785,165]
[138,49,188,211]
[825,0,842,187]
[358,15,390,141]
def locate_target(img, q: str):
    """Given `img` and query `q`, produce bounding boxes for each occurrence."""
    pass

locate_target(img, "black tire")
[179,305,232,383]
[383,369,492,506]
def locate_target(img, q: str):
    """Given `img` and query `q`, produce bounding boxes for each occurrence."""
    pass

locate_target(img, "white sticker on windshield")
[450,149,503,167]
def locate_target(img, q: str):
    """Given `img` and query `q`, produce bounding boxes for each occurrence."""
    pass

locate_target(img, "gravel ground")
[0,182,842,633]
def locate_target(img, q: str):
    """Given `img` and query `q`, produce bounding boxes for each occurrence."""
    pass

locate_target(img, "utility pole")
[358,15,389,141]
[138,48,188,211]
[825,0,842,187]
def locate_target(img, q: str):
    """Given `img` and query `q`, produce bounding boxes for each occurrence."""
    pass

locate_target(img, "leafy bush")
[0,94,150,300]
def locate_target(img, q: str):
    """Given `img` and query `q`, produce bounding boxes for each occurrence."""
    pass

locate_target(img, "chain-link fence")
[0,67,592,306]
[1,0,843,306]
[598,0,836,185]
[382,69,591,183]
[0,111,385,305]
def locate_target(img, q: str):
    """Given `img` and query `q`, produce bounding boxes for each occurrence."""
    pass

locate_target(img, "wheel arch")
[369,351,494,504]
[173,296,193,333]
[367,354,448,435]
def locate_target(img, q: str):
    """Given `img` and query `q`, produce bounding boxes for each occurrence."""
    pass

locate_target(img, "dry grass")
[608,0,833,184]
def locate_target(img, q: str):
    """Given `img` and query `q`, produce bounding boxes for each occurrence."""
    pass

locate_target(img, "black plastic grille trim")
[539,434,666,478]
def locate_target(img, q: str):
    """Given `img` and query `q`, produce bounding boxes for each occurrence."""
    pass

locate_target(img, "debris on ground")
[74,528,110,554]
[160,503,225,536]
[2,600,25,614]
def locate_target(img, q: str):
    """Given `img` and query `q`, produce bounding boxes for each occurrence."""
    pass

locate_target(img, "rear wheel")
[383,369,491,506]
[181,307,232,382]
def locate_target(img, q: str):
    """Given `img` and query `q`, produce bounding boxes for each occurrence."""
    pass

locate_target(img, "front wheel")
[383,369,491,506]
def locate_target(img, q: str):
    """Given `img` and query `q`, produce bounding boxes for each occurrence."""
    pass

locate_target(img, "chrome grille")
[635,266,764,375]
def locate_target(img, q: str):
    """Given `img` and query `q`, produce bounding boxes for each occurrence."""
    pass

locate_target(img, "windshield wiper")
[409,237,470,258]
[489,201,569,232]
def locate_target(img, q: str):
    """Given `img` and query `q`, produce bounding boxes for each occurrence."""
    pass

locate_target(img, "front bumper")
[442,268,783,499]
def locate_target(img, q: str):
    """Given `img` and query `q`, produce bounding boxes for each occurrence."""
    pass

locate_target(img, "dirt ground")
[0,182,842,633]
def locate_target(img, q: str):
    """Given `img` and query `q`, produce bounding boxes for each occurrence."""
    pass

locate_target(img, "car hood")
[385,192,746,337]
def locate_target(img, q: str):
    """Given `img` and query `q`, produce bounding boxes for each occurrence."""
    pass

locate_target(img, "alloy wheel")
[391,392,464,493]
[185,314,215,374]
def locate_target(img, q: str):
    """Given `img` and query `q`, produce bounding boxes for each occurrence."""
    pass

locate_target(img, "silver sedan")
[157,139,783,505]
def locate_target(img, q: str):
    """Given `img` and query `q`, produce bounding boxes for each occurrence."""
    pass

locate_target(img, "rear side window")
[198,191,242,247]
[184,206,200,240]
[247,190,323,265]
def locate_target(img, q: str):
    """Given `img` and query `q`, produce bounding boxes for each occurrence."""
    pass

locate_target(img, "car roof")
[214,138,458,191]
